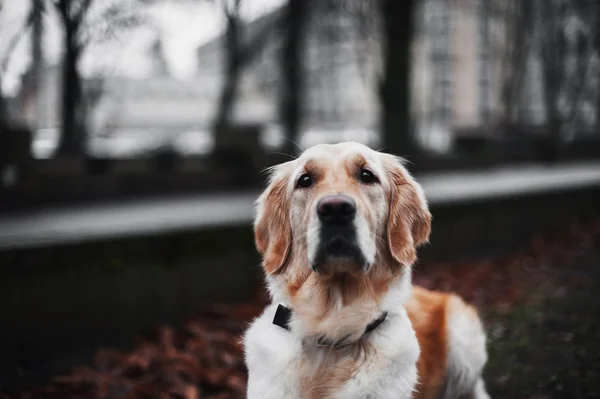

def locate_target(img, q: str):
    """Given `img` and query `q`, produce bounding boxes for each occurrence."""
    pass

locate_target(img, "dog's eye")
[360,169,378,184]
[296,173,313,189]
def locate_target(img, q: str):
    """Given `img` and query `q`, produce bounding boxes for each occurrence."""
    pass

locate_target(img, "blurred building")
[19,65,61,130]
[196,0,554,152]
[17,37,228,157]
[89,36,220,135]
[196,4,380,130]
[412,0,545,130]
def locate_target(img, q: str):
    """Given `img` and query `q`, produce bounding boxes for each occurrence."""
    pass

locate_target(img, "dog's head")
[254,142,431,317]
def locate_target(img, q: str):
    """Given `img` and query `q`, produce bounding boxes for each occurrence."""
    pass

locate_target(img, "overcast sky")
[0,0,284,94]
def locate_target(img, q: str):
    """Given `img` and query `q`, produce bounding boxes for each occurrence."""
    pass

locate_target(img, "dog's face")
[255,142,431,308]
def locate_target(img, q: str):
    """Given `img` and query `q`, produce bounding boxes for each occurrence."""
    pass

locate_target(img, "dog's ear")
[385,156,431,266]
[254,166,292,274]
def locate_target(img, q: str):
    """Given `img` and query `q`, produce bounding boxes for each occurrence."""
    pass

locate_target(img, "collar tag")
[273,304,292,331]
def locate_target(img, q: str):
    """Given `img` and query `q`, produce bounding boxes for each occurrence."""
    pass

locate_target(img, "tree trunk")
[0,75,9,127]
[57,24,85,157]
[280,0,309,155]
[538,0,566,161]
[595,4,600,132]
[539,59,563,161]
[537,0,567,162]
[379,0,415,157]
[30,0,44,131]
[500,0,532,123]
[214,15,241,132]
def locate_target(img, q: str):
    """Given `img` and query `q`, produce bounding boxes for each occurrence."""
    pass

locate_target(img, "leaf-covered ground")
[414,220,600,399]
[4,220,600,399]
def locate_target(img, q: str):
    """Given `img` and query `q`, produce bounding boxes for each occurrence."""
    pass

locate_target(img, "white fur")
[306,216,320,268]
[354,214,377,267]
[443,296,491,399]
[331,308,420,399]
[244,276,420,399]
[245,305,302,399]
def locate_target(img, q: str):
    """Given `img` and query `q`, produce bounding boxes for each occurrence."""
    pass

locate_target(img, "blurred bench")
[1,161,600,250]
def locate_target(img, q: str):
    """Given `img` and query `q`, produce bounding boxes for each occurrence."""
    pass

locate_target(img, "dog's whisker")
[267,151,298,160]
[282,137,305,153]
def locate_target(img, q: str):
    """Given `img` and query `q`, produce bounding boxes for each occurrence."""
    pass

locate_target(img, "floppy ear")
[385,157,431,265]
[254,169,292,274]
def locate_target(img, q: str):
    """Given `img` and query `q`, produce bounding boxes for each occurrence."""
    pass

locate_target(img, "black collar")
[272,304,388,347]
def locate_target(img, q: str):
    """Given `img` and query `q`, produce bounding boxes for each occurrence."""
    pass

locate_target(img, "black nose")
[317,195,356,224]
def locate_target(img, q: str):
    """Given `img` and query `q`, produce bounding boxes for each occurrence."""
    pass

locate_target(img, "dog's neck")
[266,267,413,348]
[272,303,389,348]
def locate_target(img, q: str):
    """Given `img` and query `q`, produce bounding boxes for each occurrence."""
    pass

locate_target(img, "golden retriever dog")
[244,142,490,399]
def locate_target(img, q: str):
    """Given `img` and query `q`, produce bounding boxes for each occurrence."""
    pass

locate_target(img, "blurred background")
[1,0,600,398]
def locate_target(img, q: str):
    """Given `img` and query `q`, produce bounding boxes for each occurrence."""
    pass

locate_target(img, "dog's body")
[244,143,489,399]
[406,287,489,399]
[245,276,420,399]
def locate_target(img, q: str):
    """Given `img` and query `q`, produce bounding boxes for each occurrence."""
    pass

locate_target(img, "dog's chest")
[297,349,398,399]
[322,351,418,399]
[244,305,419,399]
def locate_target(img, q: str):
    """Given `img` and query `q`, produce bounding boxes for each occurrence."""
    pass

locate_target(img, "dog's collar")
[272,304,388,348]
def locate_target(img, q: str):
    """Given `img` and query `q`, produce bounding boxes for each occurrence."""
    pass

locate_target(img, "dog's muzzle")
[312,195,367,274]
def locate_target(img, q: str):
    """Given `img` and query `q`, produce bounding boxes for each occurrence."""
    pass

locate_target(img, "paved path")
[1,161,600,250]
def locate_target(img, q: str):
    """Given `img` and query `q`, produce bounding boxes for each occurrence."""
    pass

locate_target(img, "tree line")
[5,0,597,160]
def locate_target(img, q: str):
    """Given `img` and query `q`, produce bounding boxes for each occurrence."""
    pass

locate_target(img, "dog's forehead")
[298,142,378,166]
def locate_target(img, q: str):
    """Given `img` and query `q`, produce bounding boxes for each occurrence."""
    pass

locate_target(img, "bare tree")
[536,0,569,144]
[490,0,600,137]
[347,1,379,88]
[593,2,600,131]
[533,0,600,141]
[483,0,536,124]
[379,0,416,156]
[50,0,92,156]
[280,0,310,154]
[49,0,142,156]
[0,0,36,170]
[0,77,7,127]
[570,0,600,132]
[306,0,379,122]
[213,0,279,132]
[0,2,36,127]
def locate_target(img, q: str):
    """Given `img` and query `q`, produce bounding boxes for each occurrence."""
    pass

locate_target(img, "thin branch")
[240,13,279,64]
[52,0,95,34]
[71,0,95,33]
[221,0,241,19]
[79,0,95,17]
[53,0,71,25]
[77,3,145,48]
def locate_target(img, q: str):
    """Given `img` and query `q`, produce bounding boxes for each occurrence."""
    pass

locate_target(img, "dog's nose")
[317,195,356,224]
